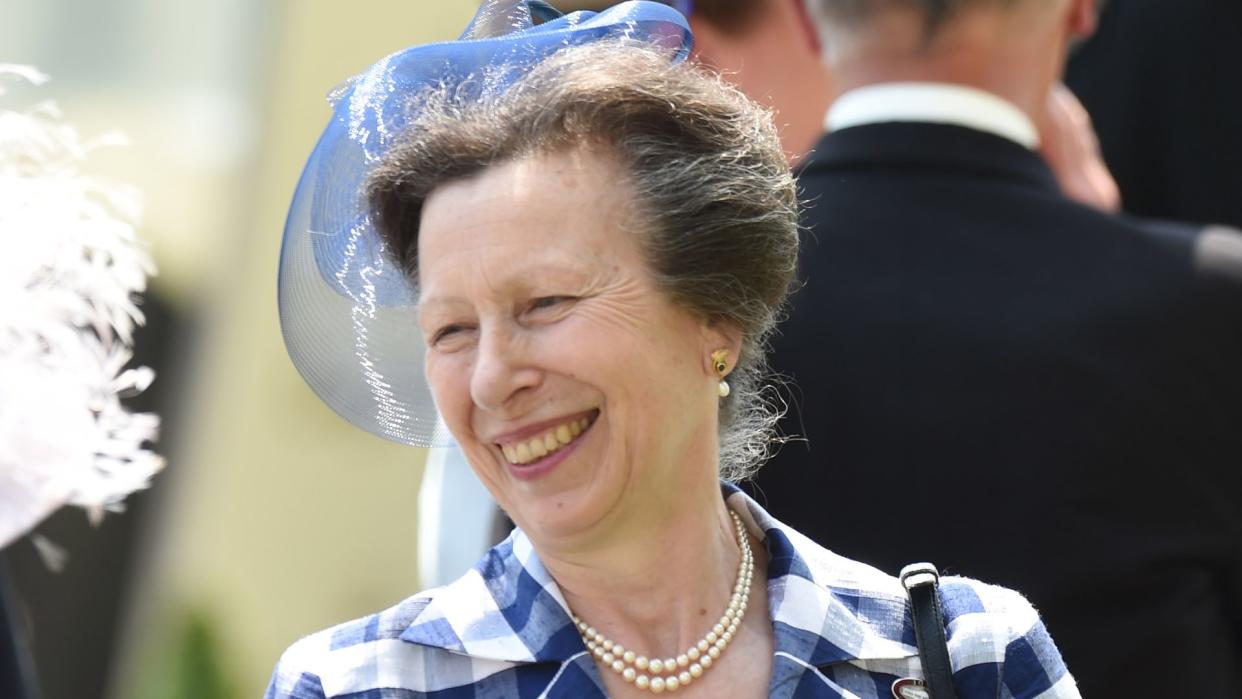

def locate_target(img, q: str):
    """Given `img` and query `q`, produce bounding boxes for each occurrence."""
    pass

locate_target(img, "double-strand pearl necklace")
[572,510,754,694]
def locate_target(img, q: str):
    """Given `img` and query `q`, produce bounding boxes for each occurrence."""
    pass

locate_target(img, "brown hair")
[366,40,798,480]
[687,0,769,34]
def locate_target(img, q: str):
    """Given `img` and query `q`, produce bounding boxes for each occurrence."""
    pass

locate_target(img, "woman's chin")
[519,503,608,544]
[508,472,619,544]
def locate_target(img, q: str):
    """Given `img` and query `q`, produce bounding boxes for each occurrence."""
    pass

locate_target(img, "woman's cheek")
[425,354,472,424]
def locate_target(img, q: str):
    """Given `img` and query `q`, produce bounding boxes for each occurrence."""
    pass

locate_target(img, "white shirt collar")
[825,82,1040,149]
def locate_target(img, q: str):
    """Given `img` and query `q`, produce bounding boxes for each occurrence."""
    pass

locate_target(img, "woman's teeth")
[502,416,591,465]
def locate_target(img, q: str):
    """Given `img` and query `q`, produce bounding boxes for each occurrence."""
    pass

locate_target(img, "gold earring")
[711,350,731,397]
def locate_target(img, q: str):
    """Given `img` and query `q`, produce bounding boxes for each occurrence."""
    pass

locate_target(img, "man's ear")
[790,0,824,57]
[686,15,723,68]
[1066,0,1097,39]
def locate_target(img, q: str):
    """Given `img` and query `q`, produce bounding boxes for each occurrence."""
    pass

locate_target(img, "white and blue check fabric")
[266,484,1079,698]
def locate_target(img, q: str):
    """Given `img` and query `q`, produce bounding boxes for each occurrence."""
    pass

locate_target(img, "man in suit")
[677,0,1118,204]
[753,0,1242,696]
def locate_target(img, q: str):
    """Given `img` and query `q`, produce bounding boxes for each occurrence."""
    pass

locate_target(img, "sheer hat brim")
[277,1,692,447]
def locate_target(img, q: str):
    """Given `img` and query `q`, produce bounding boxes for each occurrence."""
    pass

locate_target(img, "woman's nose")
[469,324,542,413]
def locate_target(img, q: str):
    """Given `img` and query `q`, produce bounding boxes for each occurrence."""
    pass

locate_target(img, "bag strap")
[900,563,960,699]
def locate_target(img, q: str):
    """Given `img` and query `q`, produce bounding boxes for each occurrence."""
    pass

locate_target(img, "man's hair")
[366,40,799,480]
[552,1,769,33]
[810,0,1017,34]
[688,0,769,34]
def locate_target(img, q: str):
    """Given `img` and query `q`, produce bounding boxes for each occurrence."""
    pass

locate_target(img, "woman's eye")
[529,296,574,312]
[431,324,469,345]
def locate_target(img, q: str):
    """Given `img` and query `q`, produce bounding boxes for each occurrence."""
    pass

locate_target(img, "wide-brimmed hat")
[277,1,692,447]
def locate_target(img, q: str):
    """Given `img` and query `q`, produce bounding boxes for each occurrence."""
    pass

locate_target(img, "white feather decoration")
[0,65,164,550]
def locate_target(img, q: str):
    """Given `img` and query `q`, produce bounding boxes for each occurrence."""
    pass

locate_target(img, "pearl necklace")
[572,510,754,694]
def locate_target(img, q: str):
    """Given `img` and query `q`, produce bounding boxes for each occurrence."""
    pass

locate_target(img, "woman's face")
[417,148,730,543]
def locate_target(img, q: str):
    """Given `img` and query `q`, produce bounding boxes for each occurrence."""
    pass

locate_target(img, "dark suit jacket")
[1066,0,1242,229]
[752,122,1242,698]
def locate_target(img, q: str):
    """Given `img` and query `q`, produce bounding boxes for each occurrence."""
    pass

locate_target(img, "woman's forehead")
[425,148,632,218]
[416,150,647,304]
[419,152,641,262]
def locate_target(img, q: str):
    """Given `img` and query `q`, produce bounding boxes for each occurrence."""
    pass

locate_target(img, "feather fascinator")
[0,65,163,550]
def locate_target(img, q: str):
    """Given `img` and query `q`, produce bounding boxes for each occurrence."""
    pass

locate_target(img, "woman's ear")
[701,318,745,378]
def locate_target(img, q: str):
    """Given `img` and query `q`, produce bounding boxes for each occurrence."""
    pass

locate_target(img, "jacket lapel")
[400,529,585,665]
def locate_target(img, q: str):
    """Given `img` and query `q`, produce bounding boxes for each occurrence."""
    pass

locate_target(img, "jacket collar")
[826,82,1040,150]
[400,483,917,670]
[728,487,916,670]
[398,526,582,663]
[797,120,1061,197]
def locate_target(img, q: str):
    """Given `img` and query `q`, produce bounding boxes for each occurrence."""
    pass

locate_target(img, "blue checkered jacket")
[266,485,1078,698]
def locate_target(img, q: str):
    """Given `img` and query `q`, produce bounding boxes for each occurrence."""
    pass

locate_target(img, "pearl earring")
[711,349,730,398]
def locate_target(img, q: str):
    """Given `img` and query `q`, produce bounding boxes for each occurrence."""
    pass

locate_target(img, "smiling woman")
[266,2,1079,698]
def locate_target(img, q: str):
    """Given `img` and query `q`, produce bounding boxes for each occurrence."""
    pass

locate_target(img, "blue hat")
[277,0,692,447]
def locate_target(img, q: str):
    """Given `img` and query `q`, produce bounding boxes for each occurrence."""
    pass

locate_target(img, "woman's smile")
[495,409,600,479]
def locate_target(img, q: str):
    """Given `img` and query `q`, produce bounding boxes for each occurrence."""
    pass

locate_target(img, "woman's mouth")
[499,412,597,466]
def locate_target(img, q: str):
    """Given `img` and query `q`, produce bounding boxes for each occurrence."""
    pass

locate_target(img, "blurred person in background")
[1066,0,1242,229]
[673,0,1117,208]
[266,2,1080,697]
[746,0,1242,697]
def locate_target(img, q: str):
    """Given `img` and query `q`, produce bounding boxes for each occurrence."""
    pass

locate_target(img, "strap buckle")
[899,562,940,591]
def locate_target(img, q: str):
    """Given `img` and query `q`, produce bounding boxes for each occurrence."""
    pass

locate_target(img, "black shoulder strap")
[900,563,959,699]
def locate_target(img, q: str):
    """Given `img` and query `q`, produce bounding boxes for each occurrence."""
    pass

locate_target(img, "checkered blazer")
[265,484,1078,698]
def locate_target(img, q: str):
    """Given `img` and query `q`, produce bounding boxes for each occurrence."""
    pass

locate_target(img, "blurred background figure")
[752,0,1242,697]
[1066,0,1242,229]
[681,0,1118,209]
[570,0,1117,211]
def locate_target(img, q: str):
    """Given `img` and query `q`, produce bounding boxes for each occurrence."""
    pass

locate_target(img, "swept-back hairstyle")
[366,40,798,481]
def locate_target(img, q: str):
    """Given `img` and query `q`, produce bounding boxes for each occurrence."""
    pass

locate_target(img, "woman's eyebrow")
[415,293,473,317]
[424,260,599,302]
